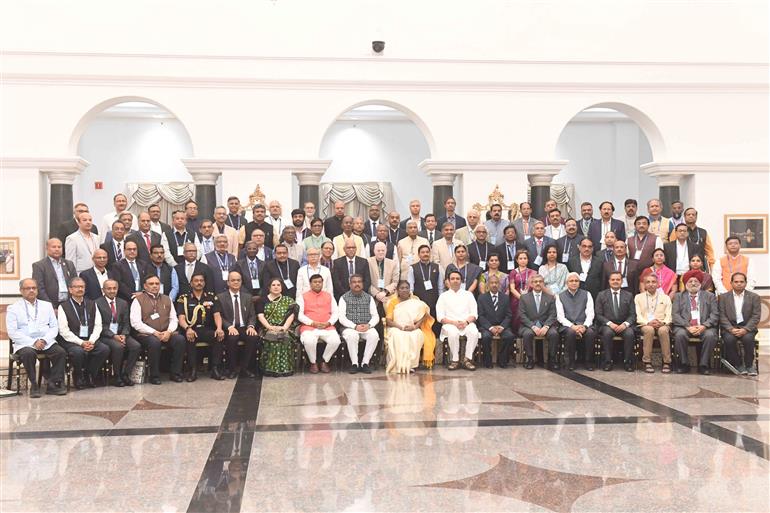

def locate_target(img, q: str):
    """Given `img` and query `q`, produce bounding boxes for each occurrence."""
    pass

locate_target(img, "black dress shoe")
[624,363,635,372]
[675,365,690,374]
[86,374,96,388]
[46,386,67,395]
[698,366,711,375]
[549,362,561,371]
[585,364,594,371]
[602,363,613,371]
[227,370,239,379]
[567,363,576,371]
[170,374,184,383]
[150,377,162,385]
[29,385,42,398]
[524,360,534,370]
[122,375,135,386]
[240,369,256,379]
[112,378,125,387]
[74,378,86,390]
[210,368,225,381]
[349,364,359,374]
[361,364,372,374]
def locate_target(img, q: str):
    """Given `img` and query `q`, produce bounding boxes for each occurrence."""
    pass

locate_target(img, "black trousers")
[99,335,141,378]
[520,326,560,362]
[59,340,110,378]
[15,344,66,385]
[480,328,515,367]
[597,325,635,365]
[722,330,756,368]
[561,326,596,365]
[137,333,185,378]
[224,327,259,372]
[184,327,221,369]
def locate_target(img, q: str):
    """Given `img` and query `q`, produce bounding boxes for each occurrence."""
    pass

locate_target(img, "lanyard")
[174,231,187,245]
[646,293,659,315]
[248,258,259,278]
[688,227,702,245]
[229,214,241,231]
[144,292,159,314]
[475,242,488,262]
[69,299,89,326]
[518,268,530,291]
[418,262,430,282]
[635,234,648,250]
[276,261,288,280]
[726,254,742,275]
[24,301,39,323]
[215,252,230,271]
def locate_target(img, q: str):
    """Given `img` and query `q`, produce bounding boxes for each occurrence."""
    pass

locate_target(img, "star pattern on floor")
[512,388,594,402]
[420,454,642,513]
[673,387,730,399]
[67,398,193,425]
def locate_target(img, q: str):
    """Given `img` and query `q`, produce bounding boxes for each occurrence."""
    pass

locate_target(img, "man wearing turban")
[671,269,719,374]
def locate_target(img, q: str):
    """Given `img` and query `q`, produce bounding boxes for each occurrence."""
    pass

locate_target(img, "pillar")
[430,174,456,215]
[656,176,682,217]
[528,173,556,220]
[640,163,687,218]
[40,158,89,236]
[185,170,221,219]
[293,169,327,213]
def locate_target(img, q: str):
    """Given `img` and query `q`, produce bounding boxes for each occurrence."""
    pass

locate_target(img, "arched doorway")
[554,104,663,221]
[73,99,194,233]
[317,102,433,219]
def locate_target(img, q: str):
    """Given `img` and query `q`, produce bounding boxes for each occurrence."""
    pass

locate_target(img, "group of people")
[7,192,761,397]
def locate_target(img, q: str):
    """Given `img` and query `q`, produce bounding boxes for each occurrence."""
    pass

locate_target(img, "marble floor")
[1,358,768,513]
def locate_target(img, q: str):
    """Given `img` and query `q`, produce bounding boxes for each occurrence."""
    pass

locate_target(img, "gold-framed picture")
[0,237,20,280]
[724,214,768,254]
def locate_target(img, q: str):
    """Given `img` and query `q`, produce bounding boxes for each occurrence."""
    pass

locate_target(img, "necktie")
[689,295,698,326]
[144,233,151,252]
[617,260,624,276]
[249,260,257,278]
[348,259,354,277]
[613,291,620,317]
[534,293,541,313]
[204,239,212,253]
[186,262,194,281]
[109,300,117,322]
[129,261,139,282]
[372,221,377,235]
[536,240,542,253]
[492,293,498,310]
[429,232,433,244]
[115,241,123,260]
[233,294,241,327]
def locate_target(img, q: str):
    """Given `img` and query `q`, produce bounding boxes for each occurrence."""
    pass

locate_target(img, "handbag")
[131,360,146,384]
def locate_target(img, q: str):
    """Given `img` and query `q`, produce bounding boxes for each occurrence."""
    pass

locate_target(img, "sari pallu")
[260,295,298,377]
[384,296,436,373]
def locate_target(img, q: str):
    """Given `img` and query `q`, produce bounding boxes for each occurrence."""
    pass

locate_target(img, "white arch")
[318,99,436,157]
[68,96,194,155]
[555,101,667,161]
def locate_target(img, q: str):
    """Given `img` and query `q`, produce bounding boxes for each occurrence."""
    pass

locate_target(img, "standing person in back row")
[589,201,625,250]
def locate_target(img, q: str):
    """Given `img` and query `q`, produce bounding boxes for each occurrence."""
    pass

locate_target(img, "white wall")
[555,118,655,212]
[319,120,431,215]
[75,116,193,222]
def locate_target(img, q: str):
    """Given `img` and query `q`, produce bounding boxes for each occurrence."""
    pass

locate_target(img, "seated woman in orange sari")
[639,248,677,298]
[385,281,436,374]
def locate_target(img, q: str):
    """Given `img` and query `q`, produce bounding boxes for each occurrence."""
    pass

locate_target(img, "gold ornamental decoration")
[242,185,267,213]
[471,184,519,220]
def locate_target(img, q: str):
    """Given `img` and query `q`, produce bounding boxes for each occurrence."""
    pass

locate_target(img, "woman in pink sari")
[508,250,534,333]
[638,248,677,298]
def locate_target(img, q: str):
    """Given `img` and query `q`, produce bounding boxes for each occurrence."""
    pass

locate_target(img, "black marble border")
[559,370,770,461]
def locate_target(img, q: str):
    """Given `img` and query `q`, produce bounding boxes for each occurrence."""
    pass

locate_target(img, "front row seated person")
[339,274,380,374]
[257,278,298,377]
[436,269,479,371]
[594,271,637,372]
[176,272,224,382]
[719,272,760,376]
[635,274,672,374]
[297,273,341,374]
[96,279,141,386]
[555,272,596,371]
[217,271,260,379]
[518,274,559,370]
[385,280,435,374]
[672,270,719,375]
[7,278,67,397]
[129,274,186,384]
[57,277,110,389]
[477,274,515,369]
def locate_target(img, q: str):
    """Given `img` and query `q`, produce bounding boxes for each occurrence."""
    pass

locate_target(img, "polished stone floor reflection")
[1,357,768,512]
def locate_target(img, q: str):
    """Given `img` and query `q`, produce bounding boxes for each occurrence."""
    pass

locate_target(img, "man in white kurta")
[296,247,333,296]
[436,269,479,370]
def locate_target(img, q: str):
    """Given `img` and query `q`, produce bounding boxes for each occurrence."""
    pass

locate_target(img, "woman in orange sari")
[385,281,436,373]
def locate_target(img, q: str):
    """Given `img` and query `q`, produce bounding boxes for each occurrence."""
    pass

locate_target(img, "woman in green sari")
[257,278,298,377]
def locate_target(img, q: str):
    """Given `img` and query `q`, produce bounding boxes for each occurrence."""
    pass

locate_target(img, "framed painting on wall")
[0,237,20,280]
[724,214,768,254]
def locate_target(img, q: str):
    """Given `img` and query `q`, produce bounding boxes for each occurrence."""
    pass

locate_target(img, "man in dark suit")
[362,204,383,241]
[602,240,640,295]
[719,272,761,376]
[204,235,237,294]
[161,210,201,267]
[175,242,215,296]
[437,197,467,230]
[523,221,555,270]
[467,224,495,271]
[217,271,259,378]
[127,212,162,264]
[567,238,603,300]
[588,201,626,250]
[556,219,584,264]
[96,278,141,386]
[243,204,274,249]
[114,240,148,302]
[577,202,599,239]
[101,220,128,268]
[52,202,98,255]
[672,270,719,374]
[332,239,371,300]
[518,274,560,369]
[261,244,300,298]
[477,274,515,368]
[408,244,443,341]
[32,238,77,310]
[496,225,520,273]
[418,214,440,246]
[368,224,396,259]
[664,223,703,278]
[323,200,346,240]
[80,249,117,300]
[386,211,405,244]
[399,199,425,231]
[594,271,637,371]
[233,241,265,298]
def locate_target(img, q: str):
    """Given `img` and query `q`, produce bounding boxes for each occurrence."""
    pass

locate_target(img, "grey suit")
[31,257,77,309]
[672,290,719,367]
[518,291,559,364]
[719,290,761,369]
[511,217,534,246]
